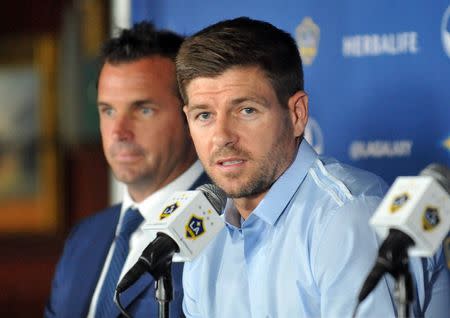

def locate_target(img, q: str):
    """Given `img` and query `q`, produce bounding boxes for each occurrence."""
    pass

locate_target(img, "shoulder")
[295,158,386,218]
[307,157,387,204]
[72,204,121,231]
[64,204,122,245]
[290,158,388,247]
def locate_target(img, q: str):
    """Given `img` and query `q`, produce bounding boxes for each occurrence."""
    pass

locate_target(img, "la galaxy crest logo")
[185,215,205,239]
[390,193,409,213]
[422,206,440,231]
[159,202,179,220]
[295,17,320,66]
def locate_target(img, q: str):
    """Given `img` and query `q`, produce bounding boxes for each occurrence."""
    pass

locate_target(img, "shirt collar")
[121,160,204,223]
[225,140,318,229]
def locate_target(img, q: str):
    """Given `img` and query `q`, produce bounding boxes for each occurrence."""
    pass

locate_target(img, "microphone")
[116,183,227,293]
[357,163,450,304]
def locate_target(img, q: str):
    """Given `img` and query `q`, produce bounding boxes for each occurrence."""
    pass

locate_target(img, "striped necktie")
[95,207,144,317]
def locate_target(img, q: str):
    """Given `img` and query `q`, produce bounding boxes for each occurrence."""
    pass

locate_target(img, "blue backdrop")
[131,0,450,184]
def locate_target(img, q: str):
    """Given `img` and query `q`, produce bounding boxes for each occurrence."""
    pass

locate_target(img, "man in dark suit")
[45,22,208,318]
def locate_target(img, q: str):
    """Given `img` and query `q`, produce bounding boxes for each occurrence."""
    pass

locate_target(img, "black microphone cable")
[114,290,132,318]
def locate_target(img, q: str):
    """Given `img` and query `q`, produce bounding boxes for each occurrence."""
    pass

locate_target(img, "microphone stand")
[376,234,414,318]
[143,234,177,318]
[391,250,413,318]
[155,266,173,318]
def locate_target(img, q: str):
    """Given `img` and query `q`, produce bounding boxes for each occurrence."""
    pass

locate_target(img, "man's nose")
[211,114,238,148]
[112,114,134,141]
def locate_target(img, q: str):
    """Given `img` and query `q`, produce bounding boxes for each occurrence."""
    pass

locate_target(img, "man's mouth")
[112,149,144,162]
[220,159,244,166]
[215,157,247,168]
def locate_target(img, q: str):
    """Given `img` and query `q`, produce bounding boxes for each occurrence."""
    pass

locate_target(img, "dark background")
[0,1,109,316]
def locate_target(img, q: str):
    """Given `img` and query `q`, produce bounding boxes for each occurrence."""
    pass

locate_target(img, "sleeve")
[182,262,203,318]
[311,196,397,318]
[44,261,62,318]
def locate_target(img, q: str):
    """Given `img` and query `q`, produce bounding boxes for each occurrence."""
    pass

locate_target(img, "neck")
[232,143,300,220]
[127,184,159,203]
[233,190,268,220]
[128,156,197,203]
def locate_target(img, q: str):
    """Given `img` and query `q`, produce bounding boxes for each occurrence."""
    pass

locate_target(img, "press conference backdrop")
[131,0,450,184]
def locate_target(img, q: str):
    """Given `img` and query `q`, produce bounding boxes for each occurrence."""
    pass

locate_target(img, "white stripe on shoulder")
[309,167,344,207]
[316,160,353,201]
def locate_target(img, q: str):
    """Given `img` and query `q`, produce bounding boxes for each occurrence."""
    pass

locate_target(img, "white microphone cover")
[142,184,227,262]
[370,164,450,257]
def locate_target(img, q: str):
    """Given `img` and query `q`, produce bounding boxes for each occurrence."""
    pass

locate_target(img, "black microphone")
[357,228,415,303]
[116,183,227,294]
[116,232,179,293]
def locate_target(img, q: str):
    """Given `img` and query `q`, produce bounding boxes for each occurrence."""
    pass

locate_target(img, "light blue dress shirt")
[183,141,450,318]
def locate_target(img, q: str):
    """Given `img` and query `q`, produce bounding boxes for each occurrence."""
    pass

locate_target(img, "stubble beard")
[206,125,294,199]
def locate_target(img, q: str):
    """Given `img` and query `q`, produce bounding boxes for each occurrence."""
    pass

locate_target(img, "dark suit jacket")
[45,173,210,318]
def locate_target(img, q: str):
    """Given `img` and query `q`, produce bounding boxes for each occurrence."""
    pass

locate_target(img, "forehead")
[185,66,276,104]
[98,57,176,91]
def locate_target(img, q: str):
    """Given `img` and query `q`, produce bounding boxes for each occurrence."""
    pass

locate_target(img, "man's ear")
[183,105,189,117]
[287,91,309,137]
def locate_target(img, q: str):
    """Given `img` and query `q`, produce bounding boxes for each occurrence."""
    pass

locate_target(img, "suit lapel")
[69,205,121,318]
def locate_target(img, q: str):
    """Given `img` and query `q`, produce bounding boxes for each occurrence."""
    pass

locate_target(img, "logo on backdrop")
[443,136,450,152]
[442,6,450,58]
[342,32,419,57]
[349,140,413,160]
[304,117,324,154]
[295,17,320,66]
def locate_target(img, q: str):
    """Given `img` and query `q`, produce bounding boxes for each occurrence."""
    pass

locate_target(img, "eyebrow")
[187,96,270,111]
[96,99,157,108]
[186,103,208,111]
[131,99,157,107]
[97,101,110,108]
[231,96,269,107]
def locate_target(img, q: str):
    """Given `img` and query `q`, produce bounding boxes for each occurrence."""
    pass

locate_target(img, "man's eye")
[140,107,154,115]
[100,107,114,116]
[197,112,211,120]
[241,107,256,115]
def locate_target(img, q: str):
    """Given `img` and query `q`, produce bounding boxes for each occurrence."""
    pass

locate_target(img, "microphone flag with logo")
[116,183,226,294]
[356,163,450,306]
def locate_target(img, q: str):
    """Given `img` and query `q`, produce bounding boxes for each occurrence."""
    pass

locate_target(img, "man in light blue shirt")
[176,17,449,317]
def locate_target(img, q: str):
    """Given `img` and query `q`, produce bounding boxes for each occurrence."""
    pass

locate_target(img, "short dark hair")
[176,17,304,106]
[100,21,184,65]
[98,21,184,99]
